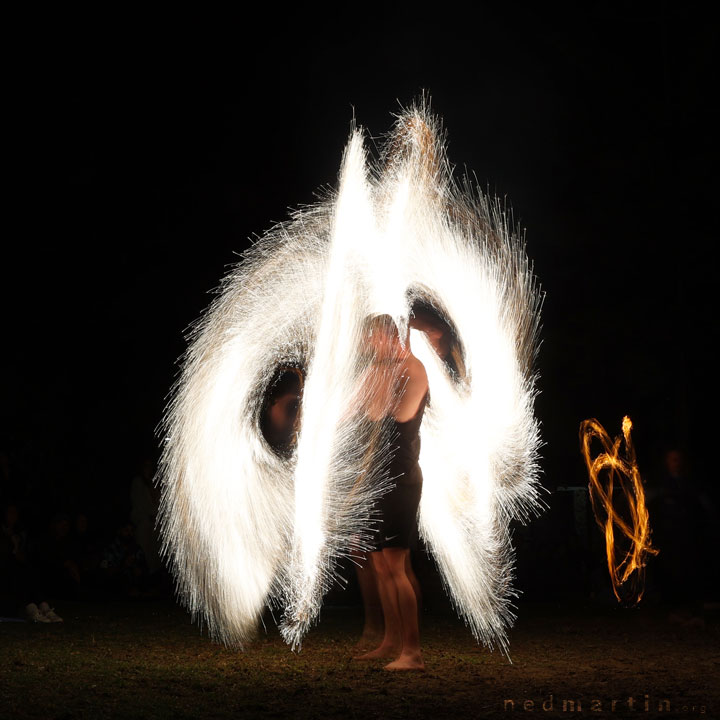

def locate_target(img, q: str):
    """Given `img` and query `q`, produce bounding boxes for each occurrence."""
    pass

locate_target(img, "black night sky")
[3,5,717,593]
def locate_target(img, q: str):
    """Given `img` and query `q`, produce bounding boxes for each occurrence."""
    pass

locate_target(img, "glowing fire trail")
[580,416,658,604]
[158,101,543,655]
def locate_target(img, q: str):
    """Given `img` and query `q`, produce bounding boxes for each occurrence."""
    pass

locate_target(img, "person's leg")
[405,551,422,619]
[354,551,384,648]
[381,547,424,670]
[353,551,402,659]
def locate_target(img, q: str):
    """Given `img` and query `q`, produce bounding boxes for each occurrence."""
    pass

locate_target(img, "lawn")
[1,598,717,719]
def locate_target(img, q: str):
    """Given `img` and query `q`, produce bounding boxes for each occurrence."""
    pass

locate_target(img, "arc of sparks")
[580,416,658,604]
[157,100,543,655]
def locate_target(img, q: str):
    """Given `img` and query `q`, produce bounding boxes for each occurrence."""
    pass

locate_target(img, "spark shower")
[158,102,543,657]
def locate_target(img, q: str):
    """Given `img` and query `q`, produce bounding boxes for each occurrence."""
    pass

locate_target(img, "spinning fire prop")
[580,416,658,604]
[157,102,543,655]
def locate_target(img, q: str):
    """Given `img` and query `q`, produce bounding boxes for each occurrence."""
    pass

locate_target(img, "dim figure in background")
[260,369,303,456]
[131,457,162,577]
[647,449,716,609]
[355,315,428,671]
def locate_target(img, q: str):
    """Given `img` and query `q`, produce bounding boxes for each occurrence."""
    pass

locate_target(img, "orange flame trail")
[579,416,658,604]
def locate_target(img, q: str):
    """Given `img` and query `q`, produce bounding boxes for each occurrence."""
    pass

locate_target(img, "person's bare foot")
[384,652,425,671]
[353,643,401,660]
[353,631,384,652]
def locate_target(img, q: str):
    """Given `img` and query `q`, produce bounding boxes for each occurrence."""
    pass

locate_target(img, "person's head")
[140,458,155,481]
[260,368,303,455]
[119,522,136,541]
[664,449,684,479]
[3,503,19,529]
[363,314,409,361]
[50,513,71,539]
[74,512,88,535]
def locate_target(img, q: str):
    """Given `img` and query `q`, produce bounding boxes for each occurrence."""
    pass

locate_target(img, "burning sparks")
[157,101,542,655]
[580,416,658,604]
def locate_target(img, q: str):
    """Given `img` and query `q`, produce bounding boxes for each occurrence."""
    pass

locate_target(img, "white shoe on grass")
[38,602,64,623]
[25,603,51,623]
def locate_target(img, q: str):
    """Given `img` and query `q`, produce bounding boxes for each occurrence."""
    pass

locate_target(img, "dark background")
[3,4,717,604]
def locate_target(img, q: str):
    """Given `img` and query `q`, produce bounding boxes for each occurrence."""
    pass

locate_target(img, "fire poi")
[157,102,543,657]
[580,416,658,604]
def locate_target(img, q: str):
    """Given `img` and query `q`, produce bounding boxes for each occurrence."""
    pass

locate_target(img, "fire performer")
[157,101,543,659]
[354,314,428,670]
[353,306,453,655]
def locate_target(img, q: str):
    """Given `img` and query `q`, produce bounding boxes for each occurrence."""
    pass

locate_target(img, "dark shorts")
[371,481,422,550]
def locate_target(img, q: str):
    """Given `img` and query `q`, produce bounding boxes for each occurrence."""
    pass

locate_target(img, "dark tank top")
[386,392,428,487]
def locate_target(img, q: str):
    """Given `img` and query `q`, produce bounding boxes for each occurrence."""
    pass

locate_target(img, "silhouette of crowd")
[1,435,718,625]
[0,448,169,622]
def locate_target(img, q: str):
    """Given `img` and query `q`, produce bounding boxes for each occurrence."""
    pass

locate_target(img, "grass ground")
[1,598,718,720]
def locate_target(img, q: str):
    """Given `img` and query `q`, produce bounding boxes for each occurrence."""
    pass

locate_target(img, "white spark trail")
[158,100,543,655]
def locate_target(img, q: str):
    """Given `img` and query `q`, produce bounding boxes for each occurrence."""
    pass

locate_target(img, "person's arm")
[393,356,428,422]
